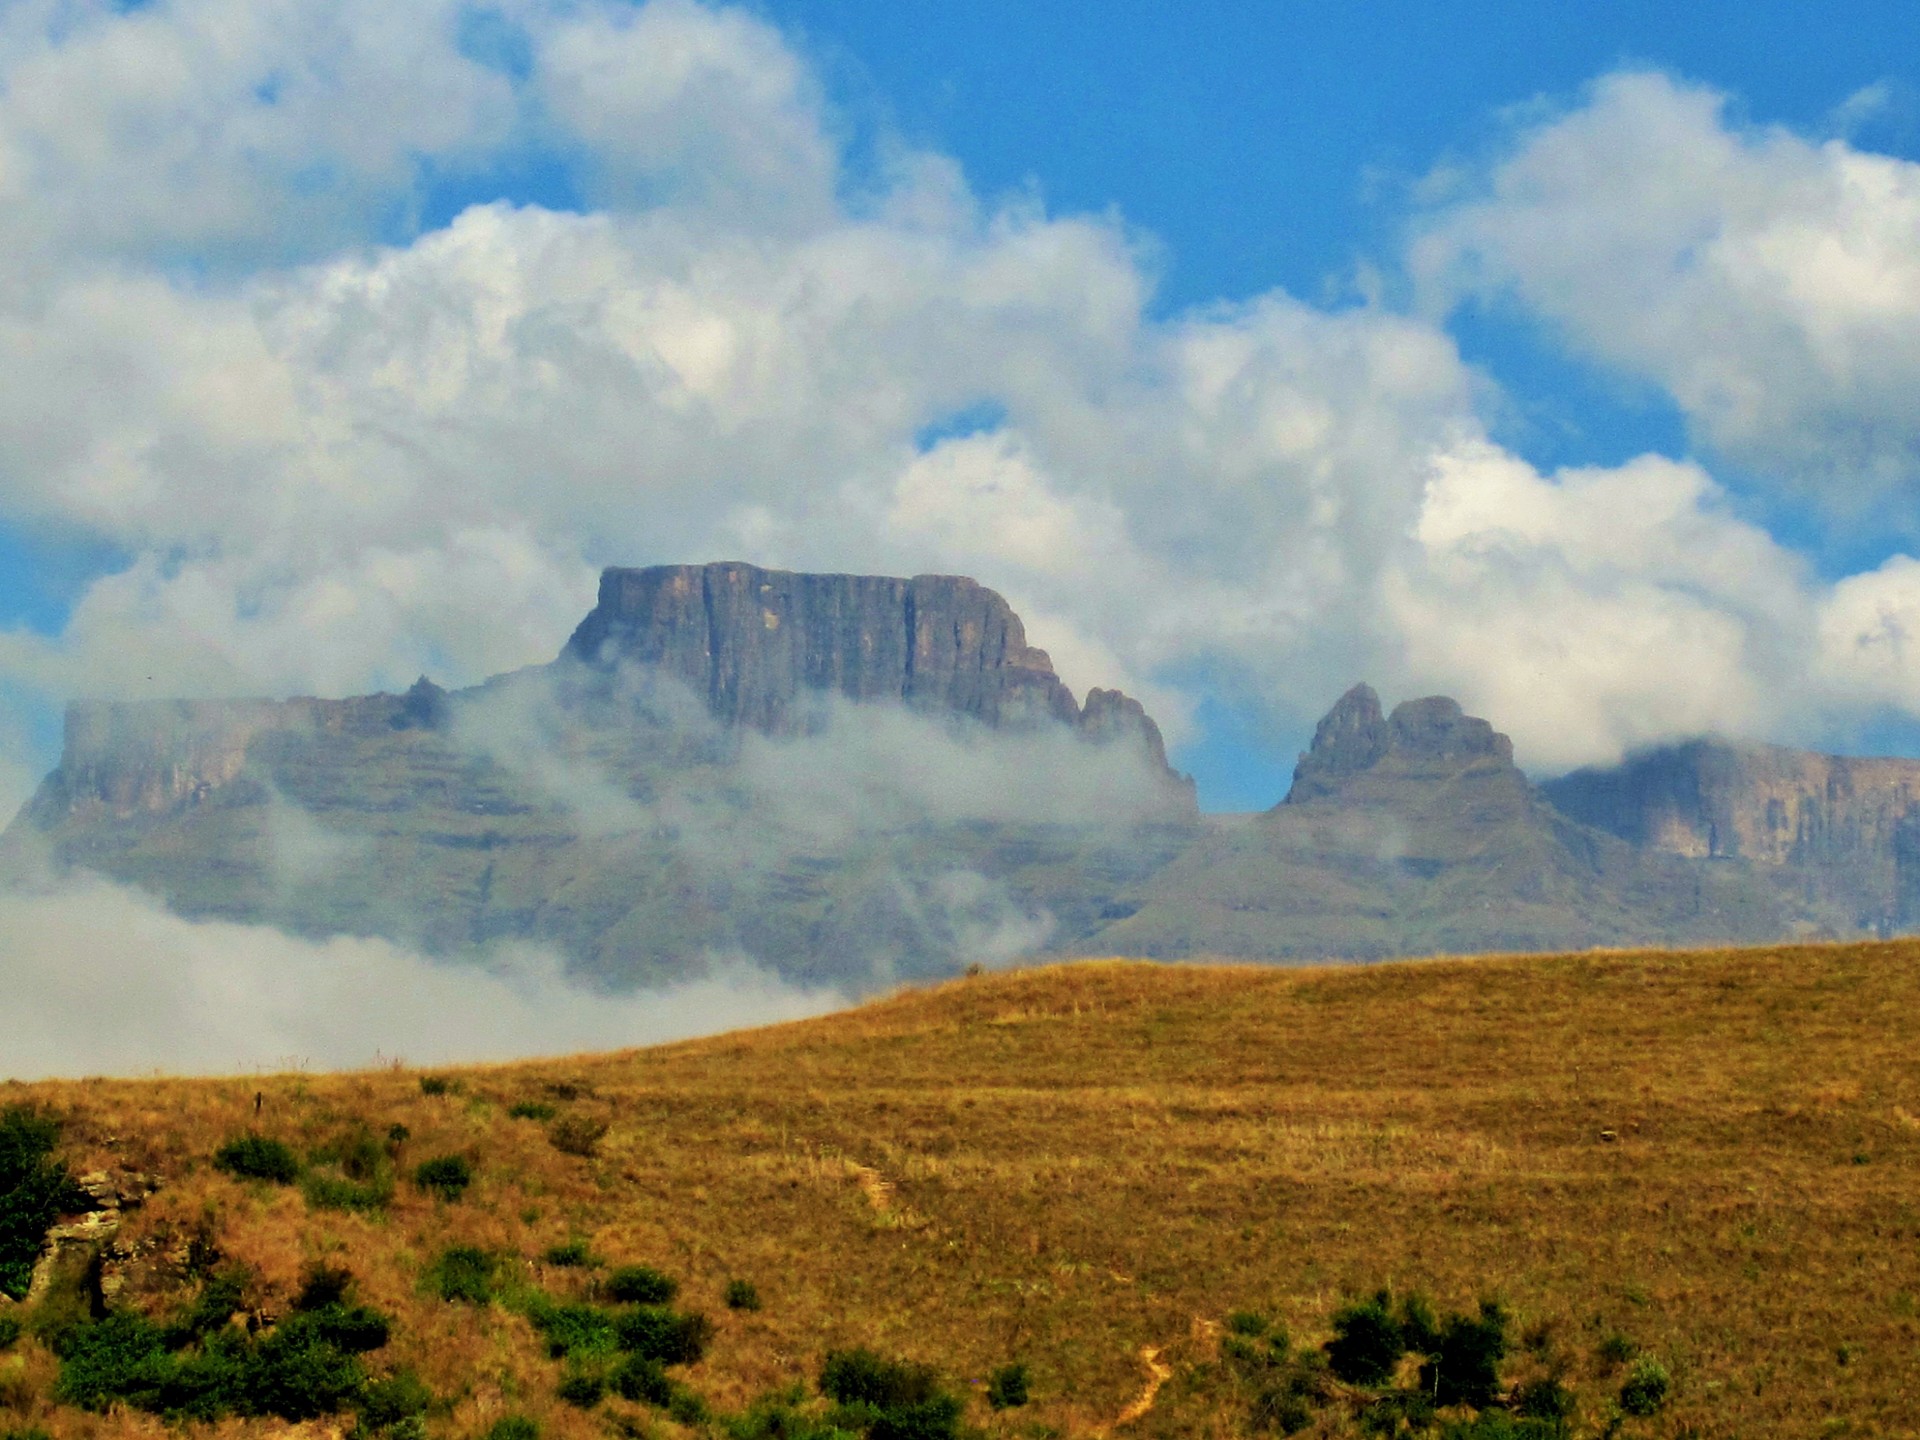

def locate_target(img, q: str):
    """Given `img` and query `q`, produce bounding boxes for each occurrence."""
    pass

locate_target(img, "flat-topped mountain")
[12,564,1920,983]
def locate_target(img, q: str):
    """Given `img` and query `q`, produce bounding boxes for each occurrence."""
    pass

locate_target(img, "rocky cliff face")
[1542,741,1920,929]
[21,563,1191,827]
[567,562,1083,732]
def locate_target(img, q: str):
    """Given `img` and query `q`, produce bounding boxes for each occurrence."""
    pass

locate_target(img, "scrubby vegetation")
[0,946,1916,1434]
[0,1107,83,1300]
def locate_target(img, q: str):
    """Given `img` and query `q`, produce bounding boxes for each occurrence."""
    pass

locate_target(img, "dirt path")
[1114,1345,1172,1427]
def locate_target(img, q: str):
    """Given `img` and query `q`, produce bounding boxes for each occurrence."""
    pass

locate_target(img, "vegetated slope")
[6,943,1920,1437]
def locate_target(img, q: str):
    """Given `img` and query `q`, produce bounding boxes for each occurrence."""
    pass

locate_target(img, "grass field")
[6,940,1920,1438]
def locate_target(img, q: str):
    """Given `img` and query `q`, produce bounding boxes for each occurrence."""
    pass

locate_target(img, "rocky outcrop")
[566,562,1084,733]
[1543,740,1920,928]
[1284,685,1515,804]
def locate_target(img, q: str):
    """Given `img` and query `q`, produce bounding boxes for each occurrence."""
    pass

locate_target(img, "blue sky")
[5,0,1920,811]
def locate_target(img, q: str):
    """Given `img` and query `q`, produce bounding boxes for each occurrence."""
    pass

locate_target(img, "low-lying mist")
[0,871,846,1080]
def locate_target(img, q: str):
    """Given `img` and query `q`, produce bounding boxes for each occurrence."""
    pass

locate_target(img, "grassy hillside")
[5,942,1920,1437]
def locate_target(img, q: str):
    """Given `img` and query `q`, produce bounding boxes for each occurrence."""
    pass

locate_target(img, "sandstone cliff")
[30,564,1191,824]
[1542,741,1920,930]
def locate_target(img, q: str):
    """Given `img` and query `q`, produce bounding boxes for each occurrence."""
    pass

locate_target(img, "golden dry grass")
[8,939,1920,1438]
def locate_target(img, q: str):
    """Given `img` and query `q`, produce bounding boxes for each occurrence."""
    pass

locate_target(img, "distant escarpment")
[17,570,1920,987]
[1544,741,1920,931]
[7,563,1198,989]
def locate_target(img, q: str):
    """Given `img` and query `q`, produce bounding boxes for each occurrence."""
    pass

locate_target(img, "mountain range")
[8,560,1920,989]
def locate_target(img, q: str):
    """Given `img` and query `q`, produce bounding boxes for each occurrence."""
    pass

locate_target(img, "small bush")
[0,1105,87,1301]
[484,1417,539,1440]
[821,1348,940,1409]
[986,1362,1029,1409]
[419,1077,453,1096]
[358,1368,432,1431]
[1513,1376,1574,1421]
[0,1316,20,1349]
[386,1123,411,1147]
[606,1265,677,1305]
[725,1277,762,1312]
[1227,1310,1270,1338]
[544,1239,595,1268]
[213,1134,302,1184]
[293,1262,354,1312]
[1618,1356,1671,1417]
[615,1307,713,1366]
[1325,1293,1405,1388]
[1419,1302,1509,1409]
[426,1246,496,1305]
[527,1302,621,1362]
[508,1101,557,1122]
[0,1429,54,1440]
[412,1154,474,1200]
[556,1368,606,1408]
[549,1115,609,1158]
[667,1388,710,1426]
[612,1353,675,1406]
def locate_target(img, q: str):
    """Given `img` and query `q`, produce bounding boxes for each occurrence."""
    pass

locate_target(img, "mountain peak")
[1284,685,1514,803]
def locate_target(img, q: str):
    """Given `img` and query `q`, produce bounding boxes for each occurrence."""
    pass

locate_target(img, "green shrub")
[1419,1302,1509,1409]
[726,1277,762,1311]
[986,1362,1029,1409]
[50,1287,394,1423]
[386,1123,411,1147]
[412,1154,474,1200]
[820,1348,940,1410]
[213,1135,302,1185]
[483,1416,539,1440]
[0,1106,88,1300]
[426,1246,497,1305]
[606,1265,677,1305]
[358,1372,432,1438]
[612,1353,675,1406]
[419,1077,453,1096]
[556,1368,606,1408]
[0,1428,54,1440]
[1513,1376,1573,1421]
[508,1101,556,1122]
[544,1239,594,1268]
[1618,1356,1671,1417]
[0,1316,21,1349]
[667,1387,711,1426]
[726,1389,851,1440]
[1226,1310,1270,1338]
[294,1262,353,1312]
[1325,1293,1405,1388]
[615,1306,713,1365]
[526,1301,621,1361]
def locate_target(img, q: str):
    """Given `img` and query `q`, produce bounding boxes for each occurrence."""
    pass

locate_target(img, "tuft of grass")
[725,1277,762,1311]
[543,1238,596,1268]
[508,1101,557,1122]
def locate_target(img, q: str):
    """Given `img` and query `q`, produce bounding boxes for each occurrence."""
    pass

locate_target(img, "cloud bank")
[0,871,844,1079]
[0,7,1917,796]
